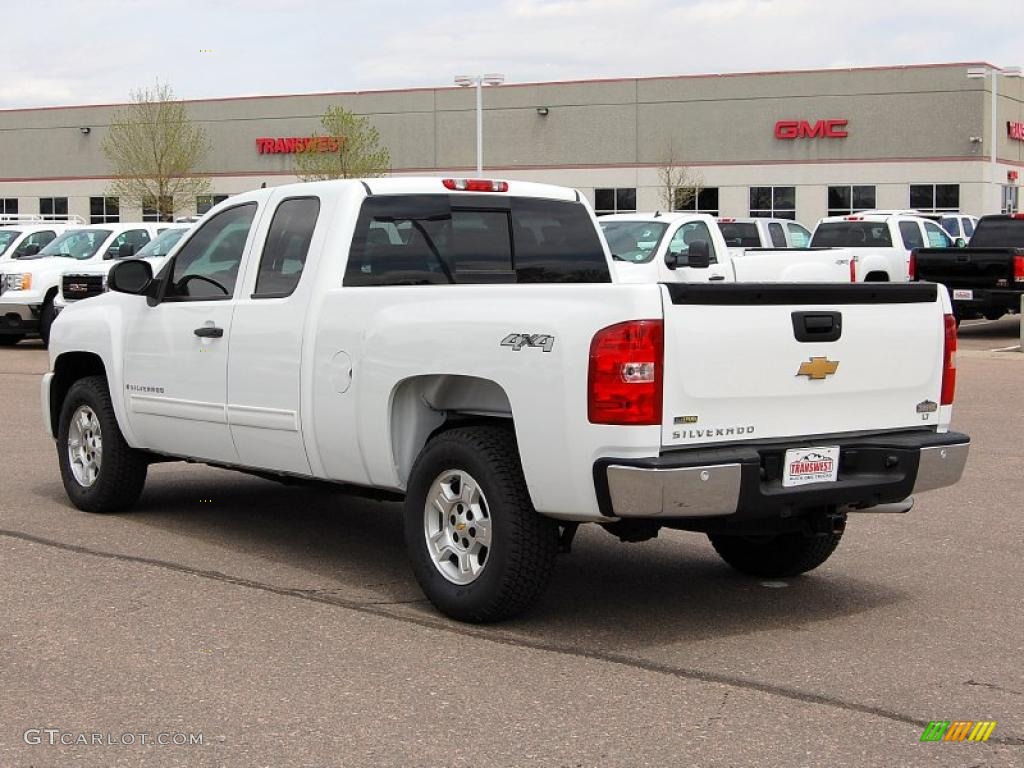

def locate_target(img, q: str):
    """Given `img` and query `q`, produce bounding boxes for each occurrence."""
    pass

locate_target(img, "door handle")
[709,274,727,281]
[194,326,224,338]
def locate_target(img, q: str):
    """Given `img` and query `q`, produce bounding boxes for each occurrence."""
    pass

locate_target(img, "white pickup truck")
[810,213,954,282]
[600,213,853,283]
[0,223,162,345]
[717,217,813,250]
[55,224,192,313]
[43,177,970,622]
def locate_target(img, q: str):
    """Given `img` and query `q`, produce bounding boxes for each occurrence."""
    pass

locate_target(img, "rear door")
[659,283,946,448]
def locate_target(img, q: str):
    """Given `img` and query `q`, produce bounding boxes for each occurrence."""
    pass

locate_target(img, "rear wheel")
[0,335,24,346]
[57,375,148,512]
[708,530,842,578]
[983,310,1005,322]
[404,425,559,622]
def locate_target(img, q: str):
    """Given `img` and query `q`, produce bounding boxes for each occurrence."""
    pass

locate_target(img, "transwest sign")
[1008,121,1024,142]
[256,137,342,154]
[774,119,848,140]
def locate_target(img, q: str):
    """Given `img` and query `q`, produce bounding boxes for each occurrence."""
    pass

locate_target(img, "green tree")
[101,81,211,221]
[293,106,391,181]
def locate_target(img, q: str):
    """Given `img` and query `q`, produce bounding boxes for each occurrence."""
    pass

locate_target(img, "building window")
[143,196,174,222]
[90,196,119,224]
[40,197,69,218]
[1003,185,1020,215]
[196,194,229,215]
[1,198,18,216]
[594,188,636,216]
[827,185,875,217]
[673,187,719,216]
[909,184,959,213]
[749,186,796,219]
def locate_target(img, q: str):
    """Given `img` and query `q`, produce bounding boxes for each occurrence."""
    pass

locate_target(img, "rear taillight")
[908,252,917,280]
[588,320,663,425]
[1014,255,1024,283]
[849,256,857,282]
[442,178,509,192]
[941,314,957,406]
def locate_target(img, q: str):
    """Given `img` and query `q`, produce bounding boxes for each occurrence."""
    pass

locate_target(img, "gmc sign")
[1009,121,1024,142]
[774,119,849,140]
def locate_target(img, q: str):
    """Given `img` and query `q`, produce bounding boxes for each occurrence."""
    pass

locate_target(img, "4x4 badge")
[797,357,839,380]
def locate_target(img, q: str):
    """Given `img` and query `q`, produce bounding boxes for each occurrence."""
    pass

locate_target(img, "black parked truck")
[911,213,1024,324]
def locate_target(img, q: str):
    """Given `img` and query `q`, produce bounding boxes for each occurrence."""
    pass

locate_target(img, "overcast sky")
[0,0,1019,109]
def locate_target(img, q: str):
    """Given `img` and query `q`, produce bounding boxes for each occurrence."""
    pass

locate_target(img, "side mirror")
[108,259,153,295]
[955,237,966,248]
[665,250,681,270]
[21,243,41,257]
[686,240,712,269]
[118,243,136,258]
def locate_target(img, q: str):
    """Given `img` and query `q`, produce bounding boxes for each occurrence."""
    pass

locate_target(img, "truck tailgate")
[913,247,1021,288]
[660,283,945,448]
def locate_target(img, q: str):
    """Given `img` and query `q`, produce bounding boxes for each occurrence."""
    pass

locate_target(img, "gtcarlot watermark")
[23,728,203,746]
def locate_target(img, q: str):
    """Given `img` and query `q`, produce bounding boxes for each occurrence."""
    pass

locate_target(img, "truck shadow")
[45,465,908,651]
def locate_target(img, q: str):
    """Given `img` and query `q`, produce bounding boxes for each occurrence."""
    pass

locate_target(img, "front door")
[664,221,728,282]
[122,203,260,463]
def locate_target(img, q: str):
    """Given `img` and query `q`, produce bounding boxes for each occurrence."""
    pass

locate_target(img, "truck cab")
[717,217,813,252]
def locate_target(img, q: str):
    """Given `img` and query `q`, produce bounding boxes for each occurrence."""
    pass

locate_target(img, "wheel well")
[390,375,514,487]
[49,352,106,437]
[864,271,890,282]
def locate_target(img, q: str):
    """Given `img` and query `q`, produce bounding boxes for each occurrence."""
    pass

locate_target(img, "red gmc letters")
[1009,121,1024,142]
[256,137,342,154]
[774,119,849,140]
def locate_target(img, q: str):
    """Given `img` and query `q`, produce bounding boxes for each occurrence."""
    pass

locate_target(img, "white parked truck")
[810,213,954,282]
[55,224,192,313]
[43,178,970,622]
[716,217,813,250]
[0,223,161,345]
[600,213,853,284]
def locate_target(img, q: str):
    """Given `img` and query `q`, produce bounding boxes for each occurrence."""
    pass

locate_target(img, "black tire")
[0,334,25,346]
[708,530,842,578]
[404,425,559,623]
[983,310,1005,322]
[39,296,57,347]
[57,375,148,513]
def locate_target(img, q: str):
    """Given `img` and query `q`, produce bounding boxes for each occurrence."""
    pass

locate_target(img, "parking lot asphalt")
[1,330,1022,768]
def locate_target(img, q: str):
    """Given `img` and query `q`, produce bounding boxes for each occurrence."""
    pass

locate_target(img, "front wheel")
[57,375,148,512]
[708,530,843,578]
[404,425,559,622]
[39,297,57,346]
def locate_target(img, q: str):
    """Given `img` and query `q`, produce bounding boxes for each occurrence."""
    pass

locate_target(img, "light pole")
[454,73,505,176]
[967,65,1022,213]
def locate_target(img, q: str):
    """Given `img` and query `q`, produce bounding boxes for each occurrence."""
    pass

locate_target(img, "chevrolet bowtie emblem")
[797,356,839,380]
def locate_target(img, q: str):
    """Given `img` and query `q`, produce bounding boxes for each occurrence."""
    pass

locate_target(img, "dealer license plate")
[952,289,973,301]
[782,446,840,488]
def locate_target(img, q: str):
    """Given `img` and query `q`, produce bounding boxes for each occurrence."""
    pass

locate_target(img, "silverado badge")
[797,357,839,380]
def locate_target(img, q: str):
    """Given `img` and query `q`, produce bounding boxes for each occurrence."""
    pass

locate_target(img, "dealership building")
[0,61,1021,225]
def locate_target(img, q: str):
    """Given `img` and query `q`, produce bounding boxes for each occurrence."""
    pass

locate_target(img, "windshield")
[599,221,669,263]
[133,228,187,258]
[811,222,893,248]
[0,229,21,256]
[38,229,112,260]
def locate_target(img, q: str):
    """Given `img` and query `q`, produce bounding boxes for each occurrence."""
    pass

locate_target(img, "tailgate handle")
[792,311,842,343]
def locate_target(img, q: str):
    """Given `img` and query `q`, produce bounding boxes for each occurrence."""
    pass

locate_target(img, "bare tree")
[101,81,211,221]
[656,144,705,212]
[292,106,391,181]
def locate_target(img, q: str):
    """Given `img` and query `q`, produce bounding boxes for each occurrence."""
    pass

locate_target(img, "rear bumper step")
[594,431,969,520]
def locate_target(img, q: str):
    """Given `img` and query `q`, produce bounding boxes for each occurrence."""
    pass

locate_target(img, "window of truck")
[811,222,893,248]
[0,229,22,256]
[718,222,760,248]
[966,219,1024,248]
[166,203,257,299]
[667,221,718,264]
[599,221,668,263]
[40,229,111,260]
[899,221,925,250]
[345,195,611,285]
[923,221,953,248]
[786,223,811,248]
[254,197,320,298]
[768,222,786,247]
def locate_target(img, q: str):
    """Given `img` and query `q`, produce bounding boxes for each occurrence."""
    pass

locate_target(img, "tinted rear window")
[967,218,1024,248]
[344,195,610,286]
[811,222,893,248]
[718,222,760,248]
